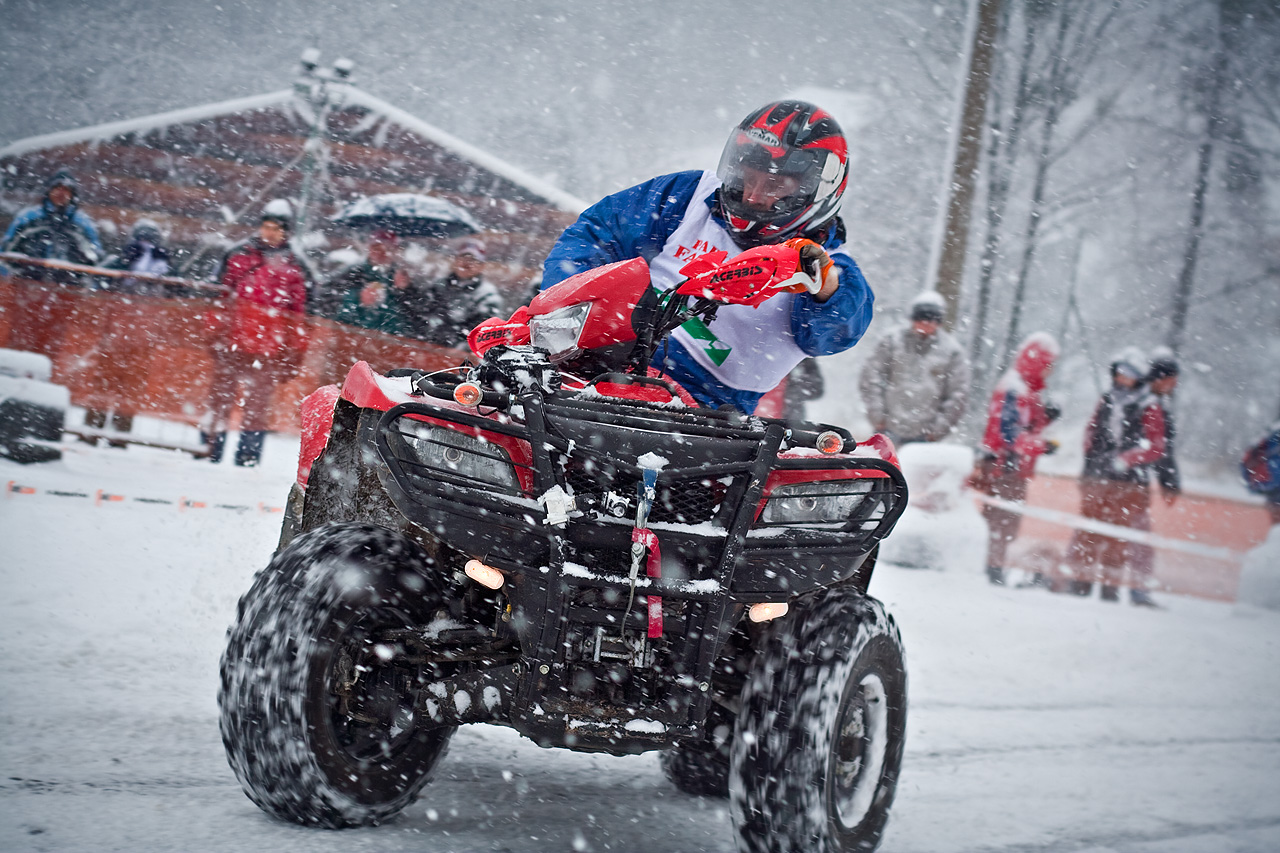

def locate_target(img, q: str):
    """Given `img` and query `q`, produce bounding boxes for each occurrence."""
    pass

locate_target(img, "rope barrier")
[6,479,283,514]
[974,493,1240,561]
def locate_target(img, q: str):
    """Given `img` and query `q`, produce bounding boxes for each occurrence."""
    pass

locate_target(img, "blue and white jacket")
[542,170,874,412]
[2,199,103,266]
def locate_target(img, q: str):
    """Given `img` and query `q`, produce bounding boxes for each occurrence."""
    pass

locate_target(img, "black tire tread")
[218,522,455,828]
[729,588,907,853]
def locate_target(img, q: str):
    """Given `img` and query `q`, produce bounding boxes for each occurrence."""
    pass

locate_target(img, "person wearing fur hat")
[1059,348,1168,606]
[204,200,312,467]
[2,168,103,283]
[402,236,503,345]
[858,290,971,445]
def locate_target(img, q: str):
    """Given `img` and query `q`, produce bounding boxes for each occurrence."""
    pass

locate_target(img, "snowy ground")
[2,431,1279,853]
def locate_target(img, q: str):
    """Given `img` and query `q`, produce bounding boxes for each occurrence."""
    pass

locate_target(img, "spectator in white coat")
[858,291,971,445]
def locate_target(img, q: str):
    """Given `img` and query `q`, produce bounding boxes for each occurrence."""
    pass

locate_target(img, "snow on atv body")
[219,244,912,852]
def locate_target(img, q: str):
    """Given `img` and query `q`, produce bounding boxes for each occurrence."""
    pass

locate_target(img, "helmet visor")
[716,131,824,223]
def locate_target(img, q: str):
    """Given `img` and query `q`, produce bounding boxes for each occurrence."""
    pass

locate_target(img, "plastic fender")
[297,384,342,487]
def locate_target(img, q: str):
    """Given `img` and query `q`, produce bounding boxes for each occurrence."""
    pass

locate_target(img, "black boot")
[235,430,266,467]
[1100,585,1120,602]
[1069,580,1094,596]
[201,431,226,463]
[986,566,1005,585]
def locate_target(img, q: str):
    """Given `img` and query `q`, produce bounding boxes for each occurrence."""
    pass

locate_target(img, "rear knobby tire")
[729,589,907,853]
[218,523,456,827]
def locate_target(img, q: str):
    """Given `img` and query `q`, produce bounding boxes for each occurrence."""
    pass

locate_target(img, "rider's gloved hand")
[783,238,840,302]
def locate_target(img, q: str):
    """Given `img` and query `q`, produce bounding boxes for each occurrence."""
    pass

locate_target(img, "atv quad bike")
[218,242,910,852]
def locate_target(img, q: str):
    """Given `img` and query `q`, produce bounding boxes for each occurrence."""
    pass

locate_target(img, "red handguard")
[675,243,803,308]
[468,307,531,357]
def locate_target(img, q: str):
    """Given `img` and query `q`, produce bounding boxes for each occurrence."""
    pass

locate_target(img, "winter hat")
[131,218,163,244]
[1146,346,1179,381]
[1014,332,1060,392]
[909,290,946,323]
[456,237,486,261]
[261,198,294,231]
[1109,346,1146,381]
[45,167,78,198]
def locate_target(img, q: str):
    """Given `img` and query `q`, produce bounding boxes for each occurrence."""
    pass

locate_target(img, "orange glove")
[783,238,840,301]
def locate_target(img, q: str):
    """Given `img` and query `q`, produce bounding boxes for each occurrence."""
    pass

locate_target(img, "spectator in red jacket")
[203,200,311,466]
[972,332,1061,586]
[1059,348,1168,606]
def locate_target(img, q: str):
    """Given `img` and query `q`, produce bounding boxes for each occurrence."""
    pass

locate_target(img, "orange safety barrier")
[980,474,1271,602]
[0,270,464,433]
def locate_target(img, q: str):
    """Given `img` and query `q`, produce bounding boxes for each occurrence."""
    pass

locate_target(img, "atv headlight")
[761,478,879,527]
[529,302,591,360]
[396,421,519,492]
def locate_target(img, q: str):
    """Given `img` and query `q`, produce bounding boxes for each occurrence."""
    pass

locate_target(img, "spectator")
[1059,348,1167,606]
[80,219,175,444]
[1146,350,1182,503]
[1242,420,1280,526]
[972,332,1060,586]
[203,200,311,467]
[403,237,503,345]
[2,168,103,283]
[859,290,970,445]
[332,230,411,335]
[102,218,172,297]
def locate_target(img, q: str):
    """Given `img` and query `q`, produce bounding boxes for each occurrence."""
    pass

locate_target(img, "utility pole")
[927,0,1003,328]
[293,50,355,237]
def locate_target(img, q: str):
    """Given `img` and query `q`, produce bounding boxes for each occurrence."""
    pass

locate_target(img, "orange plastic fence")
[984,474,1271,602]
[0,274,463,433]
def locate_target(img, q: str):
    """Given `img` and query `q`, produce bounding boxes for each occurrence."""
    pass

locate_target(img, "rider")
[541,100,874,413]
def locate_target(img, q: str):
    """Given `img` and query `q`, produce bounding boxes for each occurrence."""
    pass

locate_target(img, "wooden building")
[0,74,585,303]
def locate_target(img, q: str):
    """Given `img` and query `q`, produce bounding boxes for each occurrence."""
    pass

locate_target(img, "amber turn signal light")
[464,559,505,590]
[816,430,844,454]
[454,382,483,406]
[748,602,789,623]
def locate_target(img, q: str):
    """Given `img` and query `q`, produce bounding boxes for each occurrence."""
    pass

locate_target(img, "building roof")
[0,82,585,292]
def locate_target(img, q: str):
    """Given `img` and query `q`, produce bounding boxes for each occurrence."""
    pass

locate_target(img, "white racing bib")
[650,172,807,393]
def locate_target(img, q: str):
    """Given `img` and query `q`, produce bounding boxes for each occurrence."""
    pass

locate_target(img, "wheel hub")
[830,673,889,830]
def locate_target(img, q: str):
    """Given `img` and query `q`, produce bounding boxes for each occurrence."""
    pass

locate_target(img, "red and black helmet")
[716,100,849,246]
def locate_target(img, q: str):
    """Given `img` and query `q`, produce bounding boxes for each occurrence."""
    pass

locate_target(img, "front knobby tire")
[729,589,907,853]
[218,523,456,827]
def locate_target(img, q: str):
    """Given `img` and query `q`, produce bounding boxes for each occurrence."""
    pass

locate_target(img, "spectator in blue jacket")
[541,100,874,414]
[2,168,103,284]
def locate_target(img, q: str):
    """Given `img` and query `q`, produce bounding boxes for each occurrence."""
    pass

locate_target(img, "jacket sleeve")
[1011,392,1050,461]
[934,342,971,433]
[2,209,40,250]
[858,334,892,430]
[789,251,874,356]
[72,211,104,261]
[541,171,705,288]
[1119,404,1168,470]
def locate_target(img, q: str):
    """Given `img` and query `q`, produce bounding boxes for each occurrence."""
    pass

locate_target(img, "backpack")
[1241,427,1280,494]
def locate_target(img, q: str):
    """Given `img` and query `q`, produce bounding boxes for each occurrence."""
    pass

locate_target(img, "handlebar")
[411,371,512,409]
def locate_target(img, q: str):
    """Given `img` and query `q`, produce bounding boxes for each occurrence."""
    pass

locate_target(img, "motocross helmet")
[716,101,849,246]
